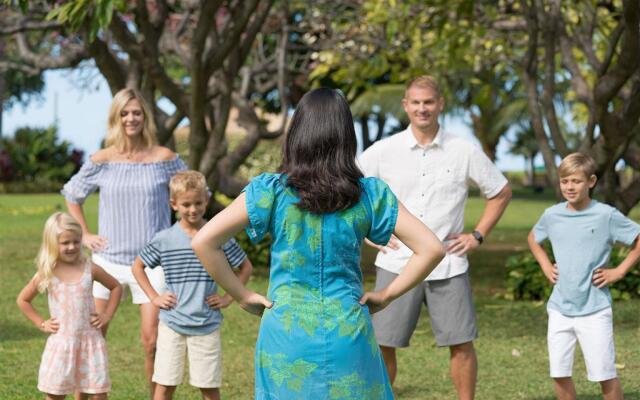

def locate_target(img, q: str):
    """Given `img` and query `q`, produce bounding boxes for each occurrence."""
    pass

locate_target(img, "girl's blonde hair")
[35,212,85,293]
[105,88,158,152]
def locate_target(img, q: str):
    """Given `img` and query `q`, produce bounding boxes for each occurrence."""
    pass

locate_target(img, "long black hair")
[280,88,363,213]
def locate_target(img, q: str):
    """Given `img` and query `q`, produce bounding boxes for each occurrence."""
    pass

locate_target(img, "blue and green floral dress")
[244,173,398,399]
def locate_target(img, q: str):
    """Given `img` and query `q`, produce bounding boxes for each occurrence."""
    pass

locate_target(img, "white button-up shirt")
[358,126,508,280]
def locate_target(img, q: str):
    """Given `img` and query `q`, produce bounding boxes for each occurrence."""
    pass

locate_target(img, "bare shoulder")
[152,146,177,161]
[90,147,115,163]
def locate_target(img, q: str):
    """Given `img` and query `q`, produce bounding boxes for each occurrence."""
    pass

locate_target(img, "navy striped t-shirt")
[139,222,247,335]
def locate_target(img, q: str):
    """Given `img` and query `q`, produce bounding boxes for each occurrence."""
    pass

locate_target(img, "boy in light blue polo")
[132,171,253,400]
[528,153,640,400]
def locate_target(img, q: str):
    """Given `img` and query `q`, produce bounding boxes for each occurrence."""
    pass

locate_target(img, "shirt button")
[419,214,423,218]
[422,173,425,176]
[421,193,424,197]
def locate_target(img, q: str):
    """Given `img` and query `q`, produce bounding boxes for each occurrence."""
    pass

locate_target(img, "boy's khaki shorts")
[152,321,222,388]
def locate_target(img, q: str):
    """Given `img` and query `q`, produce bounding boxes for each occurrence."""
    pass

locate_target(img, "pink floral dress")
[38,262,110,395]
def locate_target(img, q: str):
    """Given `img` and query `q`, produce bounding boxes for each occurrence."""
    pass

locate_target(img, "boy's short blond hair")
[558,152,597,178]
[405,75,442,98]
[170,170,208,199]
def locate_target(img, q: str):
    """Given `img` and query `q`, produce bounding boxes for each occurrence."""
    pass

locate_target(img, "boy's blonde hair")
[170,170,208,199]
[105,88,158,152]
[558,152,597,178]
[405,75,442,98]
[35,212,86,293]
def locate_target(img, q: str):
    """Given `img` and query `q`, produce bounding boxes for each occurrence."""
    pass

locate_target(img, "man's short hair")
[170,170,208,199]
[558,152,597,178]
[405,75,442,98]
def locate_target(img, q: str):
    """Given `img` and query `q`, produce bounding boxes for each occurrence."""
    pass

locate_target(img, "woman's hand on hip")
[359,289,391,314]
[239,291,273,316]
[83,233,108,252]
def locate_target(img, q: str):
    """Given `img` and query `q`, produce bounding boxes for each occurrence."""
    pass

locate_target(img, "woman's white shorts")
[92,253,166,304]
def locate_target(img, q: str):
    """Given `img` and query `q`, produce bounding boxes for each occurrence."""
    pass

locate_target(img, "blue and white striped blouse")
[61,157,187,266]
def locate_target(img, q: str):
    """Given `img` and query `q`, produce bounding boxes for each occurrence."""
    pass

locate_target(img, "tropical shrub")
[505,246,640,301]
[0,126,83,193]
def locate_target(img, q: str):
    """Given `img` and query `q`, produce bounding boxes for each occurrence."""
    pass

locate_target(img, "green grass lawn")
[1,192,639,399]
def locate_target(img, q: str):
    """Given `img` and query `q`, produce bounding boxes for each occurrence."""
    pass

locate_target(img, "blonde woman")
[62,88,186,396]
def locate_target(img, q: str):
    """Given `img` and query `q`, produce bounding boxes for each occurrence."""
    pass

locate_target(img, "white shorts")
[92,254,166,304]
[152,321,222,388]
[547,307,617,382]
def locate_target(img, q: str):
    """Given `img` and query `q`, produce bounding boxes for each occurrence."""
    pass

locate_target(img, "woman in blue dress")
[193,88,444,399]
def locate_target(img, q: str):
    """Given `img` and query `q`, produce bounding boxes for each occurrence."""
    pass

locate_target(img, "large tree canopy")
[2,0,640,213]
[0,0,319,210]
[310,0,640,213]
[509,0,640,213]
[309,0,528,158]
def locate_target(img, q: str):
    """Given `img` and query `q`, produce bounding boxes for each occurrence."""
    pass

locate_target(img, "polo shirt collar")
[403,125,446,149]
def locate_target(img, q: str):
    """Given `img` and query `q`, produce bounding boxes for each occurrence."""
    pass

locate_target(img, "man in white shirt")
[359,75,512,400]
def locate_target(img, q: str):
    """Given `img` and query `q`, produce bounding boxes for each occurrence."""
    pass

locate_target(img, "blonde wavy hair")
[169,170,208,200]
[35,212,86,293]
[105,88,158,152]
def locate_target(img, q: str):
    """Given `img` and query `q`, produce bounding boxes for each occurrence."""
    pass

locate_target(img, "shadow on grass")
[0,320,41,341]
[530,394,640,400]
[394,383,450,400]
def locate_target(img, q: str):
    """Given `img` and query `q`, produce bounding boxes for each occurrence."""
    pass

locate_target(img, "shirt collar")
[402,125,445,149]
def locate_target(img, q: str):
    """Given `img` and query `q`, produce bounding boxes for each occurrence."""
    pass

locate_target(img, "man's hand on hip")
[365,235,402,254]
[445,233,480,256]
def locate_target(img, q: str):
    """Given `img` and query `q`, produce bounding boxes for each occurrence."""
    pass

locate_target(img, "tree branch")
[14,32,87,69]
[557,23,592,105]
[575,1,602,71]
[594,0,640,105]
[541,0,569,156]
[203,0,262,75]
[616,173,640,215]
[188,1,223,171]
[520,0,560,196]
[598,22,625,77]
[87,35,126,94]
[0,19,62,35]
[0,60,39,75]
[109,14,189,113]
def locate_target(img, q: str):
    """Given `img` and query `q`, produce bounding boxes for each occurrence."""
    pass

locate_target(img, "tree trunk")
[360,115,371,150]
[374,113,386,142]
[529,152,536,187]
[0,35,5,138]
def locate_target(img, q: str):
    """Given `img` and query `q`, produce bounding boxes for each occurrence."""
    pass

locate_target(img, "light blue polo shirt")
[533,200,640,316]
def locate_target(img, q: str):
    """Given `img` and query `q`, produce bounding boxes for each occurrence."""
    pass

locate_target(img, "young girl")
[193,88,445,399]
[17,212,122,400]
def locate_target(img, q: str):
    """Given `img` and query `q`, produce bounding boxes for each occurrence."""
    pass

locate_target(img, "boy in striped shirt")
[132,171,253,400]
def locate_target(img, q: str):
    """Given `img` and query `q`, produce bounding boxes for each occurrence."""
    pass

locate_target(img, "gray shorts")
[372,267,478,347]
